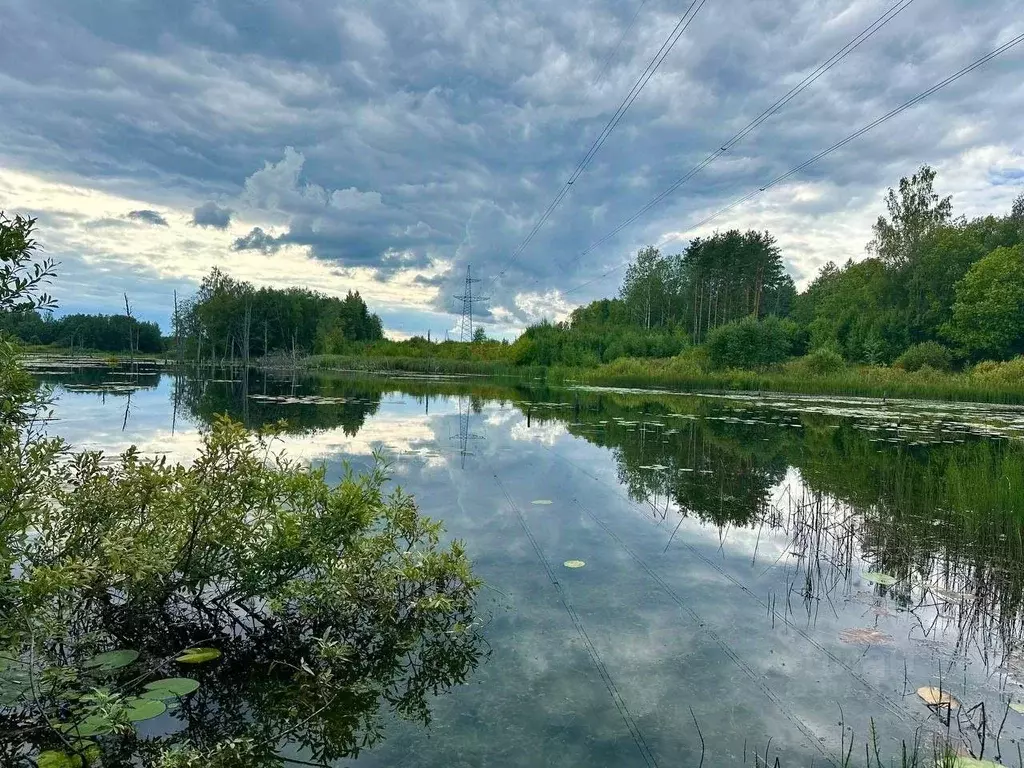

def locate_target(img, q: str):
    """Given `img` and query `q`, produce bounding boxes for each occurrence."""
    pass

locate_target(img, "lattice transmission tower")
[453,265,488,342]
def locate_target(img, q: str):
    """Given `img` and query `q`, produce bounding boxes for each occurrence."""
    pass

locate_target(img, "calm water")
[33,364,1024,766]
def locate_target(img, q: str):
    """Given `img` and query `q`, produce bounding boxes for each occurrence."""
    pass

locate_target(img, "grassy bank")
[269,352,545,379]
[548,354,1024,404]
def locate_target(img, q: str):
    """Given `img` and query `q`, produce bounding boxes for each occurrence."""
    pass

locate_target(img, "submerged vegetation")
[0,214,482,766]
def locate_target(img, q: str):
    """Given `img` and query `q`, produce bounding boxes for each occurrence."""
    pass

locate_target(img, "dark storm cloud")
[126,210,169,226]
[232,227,281,253]
[2,0,1022,324]
[192,201,232,229]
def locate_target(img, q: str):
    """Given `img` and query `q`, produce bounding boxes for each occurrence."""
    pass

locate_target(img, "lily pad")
[125,697,166,722]
[1009,701,1024,714]
[83,649,139,670]
[59,716,113,737]
[862,572,897,586]
[953,758,1007,767]
[175,647,221,664]
[141,677,200,699]
[917,686,959,710]
[531,500,553,505]
[563,560,586,569]
[839,627,893,645]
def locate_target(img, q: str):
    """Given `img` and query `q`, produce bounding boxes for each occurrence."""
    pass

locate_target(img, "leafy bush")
[800,347,846,376]
[970,356,1024,386]
[0,214,483,767]
[895,341,954,372]
[706,316,798,369]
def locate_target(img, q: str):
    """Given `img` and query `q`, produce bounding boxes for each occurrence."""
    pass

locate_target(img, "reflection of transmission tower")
[451,396,484,468]
[453,265,489,342]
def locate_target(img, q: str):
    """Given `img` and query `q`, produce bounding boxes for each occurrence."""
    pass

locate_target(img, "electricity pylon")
[453,265,488,342]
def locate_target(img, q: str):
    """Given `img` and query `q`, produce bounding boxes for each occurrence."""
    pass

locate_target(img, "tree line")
[511,166,1024,371]
[173,268,384,363]
[0,309,163,353]
[0,264,387,359]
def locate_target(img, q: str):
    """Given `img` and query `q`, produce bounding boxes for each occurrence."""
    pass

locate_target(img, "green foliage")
[868,165,952,269]
[0,211,56,313]
[797,258,907,363]
[178,267,384,362]
[0,387,482,763]
[0,231,483,765]
[949,244,1024,359]
[706,316,798,369]
[969,356,1024,387]
[800,347,846,376]
[895,341,954,372]
[616,231,794,342]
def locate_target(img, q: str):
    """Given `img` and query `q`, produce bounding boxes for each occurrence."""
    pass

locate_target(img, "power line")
[592,0,650,87]
[557,0,918,275]
[559,32,1024,298]
[487,0,710,292]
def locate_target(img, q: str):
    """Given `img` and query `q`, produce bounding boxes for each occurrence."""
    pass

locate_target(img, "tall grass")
[263,353,544,379]
[551,355,1024,404]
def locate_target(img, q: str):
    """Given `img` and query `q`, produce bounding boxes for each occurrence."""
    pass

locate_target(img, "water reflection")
[32,365,1024,765]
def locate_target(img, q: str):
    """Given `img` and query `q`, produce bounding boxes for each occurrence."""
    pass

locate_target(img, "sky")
[1,0,1022,339]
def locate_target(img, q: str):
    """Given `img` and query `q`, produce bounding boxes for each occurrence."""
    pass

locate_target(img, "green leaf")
[82,649,139,670]
[861,572,897,586]
[141,677,200,698]
[175,647,221,664]
[124,697,166,722]
[1009,701,1024,714]
[59,715,113,737]
[37,751,83,768]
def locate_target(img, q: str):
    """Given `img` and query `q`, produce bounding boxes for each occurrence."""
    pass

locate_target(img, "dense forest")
[173,268,385,362]
[0,310,163,353]
[508,166,1024,371]
[0,266,386,358]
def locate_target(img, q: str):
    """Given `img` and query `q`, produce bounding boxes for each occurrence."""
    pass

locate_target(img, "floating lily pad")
[862,572,897,586]
[125,697,166,722]
[142,677,200,699]
[59,716,113,737]
[1009,701,1024,714]
[531,500,553,505]
[83,650,139,670]
[839,627,893,645]
[953,758,1007,767]
[563,560,586,569]
[917,686,959,709]
[175,647,221,664]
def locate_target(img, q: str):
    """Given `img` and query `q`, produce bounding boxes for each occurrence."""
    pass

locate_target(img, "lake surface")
[33,363,1024,766]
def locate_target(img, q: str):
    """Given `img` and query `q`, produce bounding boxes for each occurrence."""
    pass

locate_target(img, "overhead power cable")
[558,32,1024,298]
[487,0,710,292]
[558,0,918,275]
[593,0,650,86]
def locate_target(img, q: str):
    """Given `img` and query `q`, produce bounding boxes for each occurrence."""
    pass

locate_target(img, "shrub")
[801,347,846,376]
[970,356,1024,385]
[706,315,797,370]
[895,341,954,372]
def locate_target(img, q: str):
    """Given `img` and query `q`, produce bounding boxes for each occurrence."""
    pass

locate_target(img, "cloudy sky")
[1,0,1022,338]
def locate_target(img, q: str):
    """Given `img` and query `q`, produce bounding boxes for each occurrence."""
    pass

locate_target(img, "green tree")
[949,245,1024,359]
[0,212,56,313]
[706,315,797,369]
[472,326,486,343]
[868,165,952,270]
